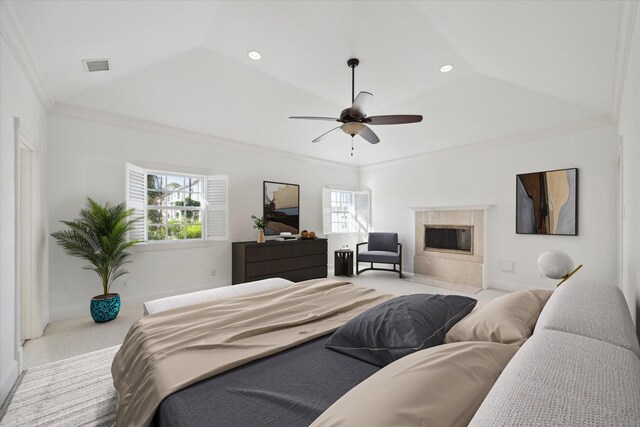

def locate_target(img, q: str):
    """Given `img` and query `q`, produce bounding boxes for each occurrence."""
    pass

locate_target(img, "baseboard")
[486,280,553,293]
[48,281,230,321]
[0,360,19,413]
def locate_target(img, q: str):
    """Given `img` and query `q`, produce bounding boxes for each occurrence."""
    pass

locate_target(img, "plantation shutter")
[206,175,228,240]
[322,187,332,235]
[354,190,371,234]
[126,163,146,242]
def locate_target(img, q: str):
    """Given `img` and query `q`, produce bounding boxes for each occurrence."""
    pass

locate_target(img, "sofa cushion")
[445,289,553,345]
[325,294,477,367]
[469,329,640,426]
[367,232,398,252]
[357,250,400,264]
[312,341,518,427]
[536,281,640,358]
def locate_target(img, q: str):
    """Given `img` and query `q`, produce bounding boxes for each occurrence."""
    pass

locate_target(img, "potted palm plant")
[51,198,141,323]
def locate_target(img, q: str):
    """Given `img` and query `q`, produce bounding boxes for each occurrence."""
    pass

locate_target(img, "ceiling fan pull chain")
[351,137,354,156]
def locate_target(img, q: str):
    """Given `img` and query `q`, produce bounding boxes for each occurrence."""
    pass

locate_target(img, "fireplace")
[411,207,486,289]
[424,225,473,255]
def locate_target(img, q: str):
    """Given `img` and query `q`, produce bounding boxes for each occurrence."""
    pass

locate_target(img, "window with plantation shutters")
[125,163,228,243]
[322,187,371,235]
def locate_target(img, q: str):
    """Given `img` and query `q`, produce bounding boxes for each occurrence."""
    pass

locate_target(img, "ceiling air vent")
[82,58,110,73]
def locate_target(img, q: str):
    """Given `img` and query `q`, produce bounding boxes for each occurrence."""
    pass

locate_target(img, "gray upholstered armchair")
[356,232,402,278]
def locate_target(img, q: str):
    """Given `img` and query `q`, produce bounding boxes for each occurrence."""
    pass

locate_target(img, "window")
[323,188,371,235]
[126,163,228,243]
[330,190,354,233]
[146,173,204,241]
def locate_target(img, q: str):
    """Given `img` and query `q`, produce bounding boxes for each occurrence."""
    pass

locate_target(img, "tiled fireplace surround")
[412,208,485,289]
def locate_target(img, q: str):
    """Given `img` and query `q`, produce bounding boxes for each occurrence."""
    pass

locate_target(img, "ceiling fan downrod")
[347,58,359,104]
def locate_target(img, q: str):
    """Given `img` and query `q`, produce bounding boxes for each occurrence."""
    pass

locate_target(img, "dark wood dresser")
[232,238,328,284]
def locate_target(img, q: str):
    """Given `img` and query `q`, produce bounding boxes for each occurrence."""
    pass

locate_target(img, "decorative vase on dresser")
[257,229,266,243]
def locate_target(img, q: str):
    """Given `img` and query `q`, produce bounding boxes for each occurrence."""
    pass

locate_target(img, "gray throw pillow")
[325,294,477,367]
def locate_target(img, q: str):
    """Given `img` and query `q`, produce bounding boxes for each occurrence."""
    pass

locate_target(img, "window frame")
[126,163,229,246]
[323,187,371,235]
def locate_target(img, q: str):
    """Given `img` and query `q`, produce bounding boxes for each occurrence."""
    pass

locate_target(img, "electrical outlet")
[211,269,216,277]
[123,281,128,288]
[499,260,515,273]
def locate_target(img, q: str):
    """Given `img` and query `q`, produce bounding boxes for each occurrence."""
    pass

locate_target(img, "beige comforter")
[111,279,390,427]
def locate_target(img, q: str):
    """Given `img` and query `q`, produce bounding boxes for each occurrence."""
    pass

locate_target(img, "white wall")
[619,7,640,334]
[47,112,358,321]
[360,124,619,292]
[0,37,49,403]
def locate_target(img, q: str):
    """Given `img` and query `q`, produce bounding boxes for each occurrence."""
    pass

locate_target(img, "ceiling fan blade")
[350,91,373,117]
[289,116,340,122]
[312,126,341,143]
[366,115,423,125]
[359,125,380,144]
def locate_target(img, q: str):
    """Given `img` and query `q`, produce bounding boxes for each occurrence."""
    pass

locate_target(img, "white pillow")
[143,278,294,315]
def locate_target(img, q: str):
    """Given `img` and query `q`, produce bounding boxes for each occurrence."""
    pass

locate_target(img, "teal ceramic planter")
[90,293,121,323]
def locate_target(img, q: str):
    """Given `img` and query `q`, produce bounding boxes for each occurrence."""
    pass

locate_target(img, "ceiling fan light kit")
[341,122,365,136]
[289,58,423,156]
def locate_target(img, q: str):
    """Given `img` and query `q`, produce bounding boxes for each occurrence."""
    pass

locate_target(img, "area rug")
[0,346,119,427]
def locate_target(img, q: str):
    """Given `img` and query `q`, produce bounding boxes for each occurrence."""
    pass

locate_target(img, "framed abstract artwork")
[263,181,300,235]
[516,168,578,235]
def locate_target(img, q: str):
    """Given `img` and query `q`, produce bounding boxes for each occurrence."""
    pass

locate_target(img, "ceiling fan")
[289,58,423,154]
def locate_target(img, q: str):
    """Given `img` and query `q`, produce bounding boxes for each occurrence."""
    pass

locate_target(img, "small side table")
[334,249,354,277]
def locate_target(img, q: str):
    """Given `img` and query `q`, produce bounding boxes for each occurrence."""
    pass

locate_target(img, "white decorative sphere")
[537,250,574,279]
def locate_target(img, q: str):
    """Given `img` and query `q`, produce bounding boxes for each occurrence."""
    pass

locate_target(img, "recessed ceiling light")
[247,51,262,61]
[440,64,454,73]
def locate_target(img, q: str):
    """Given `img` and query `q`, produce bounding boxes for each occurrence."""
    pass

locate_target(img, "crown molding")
[611,0,638,121]
[53,103,615,174]
[360,114,615,171]
[52,103,359,171]
[0,1,55,111]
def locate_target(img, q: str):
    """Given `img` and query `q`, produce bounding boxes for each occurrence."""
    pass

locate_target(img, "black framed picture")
[263,181,300,235]
[516,168,578,235]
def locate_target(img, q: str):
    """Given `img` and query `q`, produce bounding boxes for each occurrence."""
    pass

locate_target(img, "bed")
[112,279,391,426]
[113,278,496,427]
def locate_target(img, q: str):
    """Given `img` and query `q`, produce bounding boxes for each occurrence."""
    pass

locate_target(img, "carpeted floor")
[0,346,119,427]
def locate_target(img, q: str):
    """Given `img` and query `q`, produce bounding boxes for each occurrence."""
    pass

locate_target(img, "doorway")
[15,122,42,347]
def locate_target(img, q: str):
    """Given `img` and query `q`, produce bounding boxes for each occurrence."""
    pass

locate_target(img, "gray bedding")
[153,334,379,427]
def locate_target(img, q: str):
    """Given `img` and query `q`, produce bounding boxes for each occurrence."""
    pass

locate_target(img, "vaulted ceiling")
[7,1,630,165]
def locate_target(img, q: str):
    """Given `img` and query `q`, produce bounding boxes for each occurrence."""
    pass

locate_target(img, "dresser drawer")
[292,253,327,270]
[290,266,328,282]
[293,240,328,257]
[245,245,293,262]
[246,258,293,277]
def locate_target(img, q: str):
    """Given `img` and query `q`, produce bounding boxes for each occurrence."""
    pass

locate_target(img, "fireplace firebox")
[424,225,473,255]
